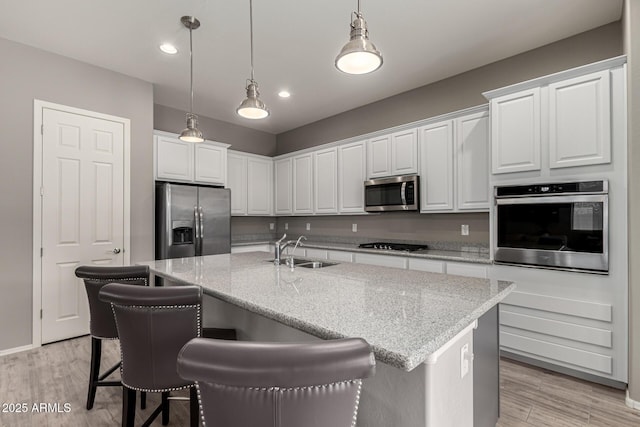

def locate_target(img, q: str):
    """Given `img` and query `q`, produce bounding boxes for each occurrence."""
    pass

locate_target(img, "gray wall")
[276,22,622,154]
[624,0,640,402]
[154,104,276,156]
[0,38,154,352]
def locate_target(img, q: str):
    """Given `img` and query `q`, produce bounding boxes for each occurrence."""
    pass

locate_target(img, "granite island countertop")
[140,252,513,371]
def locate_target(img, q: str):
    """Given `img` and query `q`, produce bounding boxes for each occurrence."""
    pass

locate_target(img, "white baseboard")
[625,390,640,410]
[0,344,34,357]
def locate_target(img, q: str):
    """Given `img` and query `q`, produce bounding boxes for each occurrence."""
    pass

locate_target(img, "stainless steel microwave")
[494,180,608,273]
[364,175,419,212]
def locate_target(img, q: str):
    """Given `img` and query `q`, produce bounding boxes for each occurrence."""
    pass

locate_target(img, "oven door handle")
[495,194,607,205]
[401,182,407,205]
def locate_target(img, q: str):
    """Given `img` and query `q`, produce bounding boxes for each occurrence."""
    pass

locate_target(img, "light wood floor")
[1,337,639,426]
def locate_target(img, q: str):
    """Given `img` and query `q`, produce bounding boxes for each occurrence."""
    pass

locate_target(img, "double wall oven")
[494,180,608,274]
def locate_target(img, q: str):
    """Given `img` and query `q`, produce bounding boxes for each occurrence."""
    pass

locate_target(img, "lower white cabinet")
[407,258,446,274]
[354,253,408,269]
[227,151,272,216]
[446,262,488,278]
[231,244,271,253]
[304,248,329,259]
[328,250,354,263]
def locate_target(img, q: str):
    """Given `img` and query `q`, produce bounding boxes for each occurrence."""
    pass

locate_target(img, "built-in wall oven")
[494,180,608,273]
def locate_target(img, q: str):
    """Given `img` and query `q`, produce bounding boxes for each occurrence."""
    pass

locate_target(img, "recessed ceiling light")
[159,43,178,54]
[278,90,291,98]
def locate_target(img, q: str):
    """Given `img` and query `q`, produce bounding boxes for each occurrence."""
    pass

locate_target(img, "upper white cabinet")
[338,141,366,213]
[154,132,228,185]
[227,151,273,216]
[367,129,418,178]
[486,61,619,175]
[274,158,293,215]
[314,147,338,214]
[490,88,541,174]
[548,70,611,168]
[456,111,490,210]
[293,153,314,214]
[419,121,454,211]
[418,108,490,213]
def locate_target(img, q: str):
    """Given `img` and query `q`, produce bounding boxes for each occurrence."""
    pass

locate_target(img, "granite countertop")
[232,240,492,264]
[140,252,513,371]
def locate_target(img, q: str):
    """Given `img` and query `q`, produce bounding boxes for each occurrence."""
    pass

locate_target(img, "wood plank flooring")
[0,336,639,426]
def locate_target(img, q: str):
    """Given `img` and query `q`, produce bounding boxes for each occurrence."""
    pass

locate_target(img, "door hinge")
[40,186,44,197]
[40,247,43,257]
[40,309,43,319]
[41,124,43,135]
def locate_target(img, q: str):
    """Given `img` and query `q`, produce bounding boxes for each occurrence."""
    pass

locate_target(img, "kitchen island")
[140,252,514,427]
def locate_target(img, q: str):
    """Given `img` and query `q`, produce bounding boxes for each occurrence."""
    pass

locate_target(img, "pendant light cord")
[189,24,194,115]
[249,0,255,82]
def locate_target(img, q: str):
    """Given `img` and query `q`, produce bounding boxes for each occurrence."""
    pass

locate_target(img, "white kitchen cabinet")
[446,262,488,278]
[419,121,454,212]
[548,70,611,168]
[313,147,338,214]
[274,158,293,215]
[293,154,314,214]
[407,258,445,274]
[155,135,194,182]
[227,153,247,215]
[304,248,329,259]
[367,129,418,178]
[231,244,271,253]
[456,111,490,210]
[247,157,273,215]
[338,141,366,213]
[490,88,541,174]
[354,253,407,269]
[154,132,228,185]
[328,250,354,263]
[195,143,227,185]
[227,151,273,216]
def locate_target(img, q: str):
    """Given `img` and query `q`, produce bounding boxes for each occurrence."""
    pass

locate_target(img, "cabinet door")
[391,128,418,175]
[195,143,226,185]
[293,154,313,214]
[491,88,541,174]
[419,121,454,212]
[227,153,247,215]
[456,111,490,211]
[338,141,366,213]
[155,135,193,182]
[247,157,273,215]
[314,148,338,214]
[367,135,391,178]
[548,70,611,168]
[274,158,293,215]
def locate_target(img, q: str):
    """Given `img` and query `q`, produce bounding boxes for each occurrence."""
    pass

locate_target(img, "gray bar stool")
[99,284,206,427]
[177,337,376,427]
[75,265,150,410]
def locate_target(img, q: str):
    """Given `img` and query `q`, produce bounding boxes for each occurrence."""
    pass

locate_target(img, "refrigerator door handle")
[199,206,204,242]
[194,206,200,254]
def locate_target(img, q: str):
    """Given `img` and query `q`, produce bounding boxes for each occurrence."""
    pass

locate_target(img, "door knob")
[112,248,121,254]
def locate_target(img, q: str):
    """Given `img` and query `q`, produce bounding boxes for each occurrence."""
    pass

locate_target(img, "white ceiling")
[0,0,623,134]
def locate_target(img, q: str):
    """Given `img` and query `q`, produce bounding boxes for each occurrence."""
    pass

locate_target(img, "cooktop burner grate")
[358,242,428,252]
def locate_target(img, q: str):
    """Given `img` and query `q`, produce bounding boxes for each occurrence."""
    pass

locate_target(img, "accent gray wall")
[154,104,276,156]
[276,22,622,154]
[624,0,640,402]
[0,37,154,352]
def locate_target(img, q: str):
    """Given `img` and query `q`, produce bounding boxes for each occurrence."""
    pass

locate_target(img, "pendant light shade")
[335,1,383,75]
[179,16,204,142]
[237,0,269,119]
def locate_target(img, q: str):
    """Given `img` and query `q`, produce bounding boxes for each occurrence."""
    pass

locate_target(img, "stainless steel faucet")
[273,234,307,266]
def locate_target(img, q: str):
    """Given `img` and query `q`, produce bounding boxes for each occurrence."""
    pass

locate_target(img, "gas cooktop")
[358,242,428,252]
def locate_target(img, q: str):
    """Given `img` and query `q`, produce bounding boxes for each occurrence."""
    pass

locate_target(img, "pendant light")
[179,16,204,143]
[237,0,269,119]
[335,0,383,75]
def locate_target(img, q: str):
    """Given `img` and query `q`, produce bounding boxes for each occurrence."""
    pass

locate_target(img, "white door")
[40,107,127,344]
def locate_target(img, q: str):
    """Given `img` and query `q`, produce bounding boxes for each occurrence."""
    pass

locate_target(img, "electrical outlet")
[352,223,358,232]
[285,223,289,230]
[461,224,469,236]
[460,343,470,378]
[269,223,275,231]
[306,223,311,231]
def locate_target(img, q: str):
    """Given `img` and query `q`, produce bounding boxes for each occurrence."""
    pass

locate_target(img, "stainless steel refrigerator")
[155,182,231,260]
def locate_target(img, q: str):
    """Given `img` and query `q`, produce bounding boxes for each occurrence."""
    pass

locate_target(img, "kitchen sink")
[266,258,308,266]
[297,261,338,269]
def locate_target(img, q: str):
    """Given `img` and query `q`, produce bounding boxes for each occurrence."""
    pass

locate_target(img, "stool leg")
[161,391,170,425]
[140,391,146,410]
[86,337,102,410]
[190,387,199,427]
[122,387,136,427]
